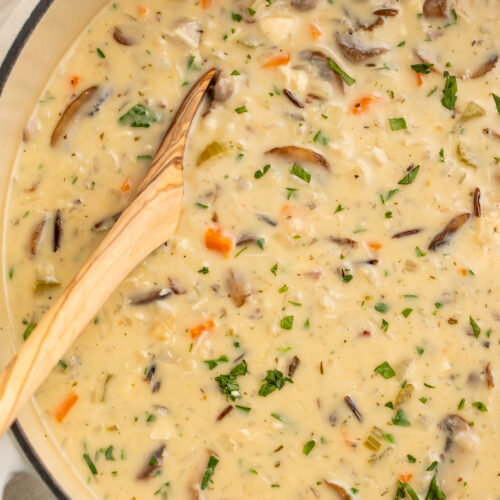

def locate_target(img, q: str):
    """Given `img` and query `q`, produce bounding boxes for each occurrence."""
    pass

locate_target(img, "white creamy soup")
[3,0,500,498]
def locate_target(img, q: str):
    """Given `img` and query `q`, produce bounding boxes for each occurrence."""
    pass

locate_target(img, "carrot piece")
[70,76,80,88]
[204,225,233,257]
[138,5,148,15]
[351,95,379,114]
[399,473,413,483]
[120,177,132,192]
[200,0,214,8]
[368,242,382,251]
[55,392,79,423]
[458,268,467,276]
[309,23,322,40]
[416,72,424,87]
[189,319,215,339]
[263,52,290,68]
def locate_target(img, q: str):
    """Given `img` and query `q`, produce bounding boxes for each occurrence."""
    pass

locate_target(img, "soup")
[3,0,500,498]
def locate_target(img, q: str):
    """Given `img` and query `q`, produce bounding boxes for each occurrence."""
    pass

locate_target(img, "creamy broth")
[3,0,500,498]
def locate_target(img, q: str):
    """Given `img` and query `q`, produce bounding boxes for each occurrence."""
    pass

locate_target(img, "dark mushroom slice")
[265,146,330,170]
[324,480,353,500]
[428,212,470,250]
[391,228,422,239]
[88,88,111,116]
[439,414,469,451]
[336,32,388,62]
[130,287,172,305]
[485,362,494,389]
[50,86,98,146]
[291,0,318,11]
[236,234,258,246]
[257,214,277,227]
[216,405,234,421]
[169,277,186,295]
[29,217,47,256]
[468,54,498,79]
[288,356,300,377]
[144,364,156,384]
[331,236,358,247]
[423,0,447,18]
[93,211,122,232]
[344,395,362,422]
[203,71,233,116]
[283,88,304,108]
[113,25,137,46]
[137,445,166,479]
[298,50,345,92]
[473,188,481,217]
[53,210,63,252]
[372,7,399,16]
[226,269,251,308]
[359,16,384,32]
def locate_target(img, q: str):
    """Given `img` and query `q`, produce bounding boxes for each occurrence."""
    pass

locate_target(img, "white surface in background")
[0,0,40,493]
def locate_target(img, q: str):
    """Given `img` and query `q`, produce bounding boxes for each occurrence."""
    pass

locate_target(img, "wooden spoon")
[0,68,217,436]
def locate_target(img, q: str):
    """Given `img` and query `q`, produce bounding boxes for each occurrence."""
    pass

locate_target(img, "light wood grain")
[0,68,217,436]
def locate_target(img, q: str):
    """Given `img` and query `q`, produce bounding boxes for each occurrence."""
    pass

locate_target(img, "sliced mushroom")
[298,50,345,92]
[428,213,470,250]
[423,0,448,18]
[29,217,47,256]
[288,356,300,377]
[213,72,233,102]
[53,210,63,252]
[392,229,422,239]
[51,86,98,146]
[265,146,330,170]
[336,32,388,62]
[93,211,122,232]
[137,445,166,479]
[283,88,304,108]
[226,269,251,307]
[169,277,186,295]
[473,188,481,217]
[344,395,362,422]
[291,0,318,11]
[438,414,479,496]
[331,236,358,247]
[468,54,498,79]
[359,16,384,32]
[372,7,399,16]
[130,288,172,305]
[112,25,139,46]
[324,480,353,499]
[485,362,494,389]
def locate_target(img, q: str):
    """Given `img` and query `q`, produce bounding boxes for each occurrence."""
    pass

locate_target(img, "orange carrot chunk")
[309,23,322,40]
[263,52,290,68]
[201,0,214,8]
[70,76,80,88]
[458,268,467,276]
[204,225,233,257]
[189,319,215,339]
[351,95,379,114]
[55,392,79,423]
[368,242,382,250]
[416,72,424,87]
[120,177,132,192]
[399,473,413,483]
[138,5,148,15]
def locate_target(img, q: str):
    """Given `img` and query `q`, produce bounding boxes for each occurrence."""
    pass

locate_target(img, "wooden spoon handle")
[0,68,216,436]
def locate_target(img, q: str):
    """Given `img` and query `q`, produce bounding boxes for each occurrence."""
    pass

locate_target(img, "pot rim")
[1,2,69,497]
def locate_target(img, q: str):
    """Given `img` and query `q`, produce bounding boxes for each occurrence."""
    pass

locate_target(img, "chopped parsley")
[258,369,292,397]
[472,401,487,412]
[201,455,219,490]
[303,440,315,455]
[328,58,356,86]
[198,266,209,274]
[280,315,294,329]
[290,163,311,183]
[235,105,248,114]
[334,204,344,214]
[119,104,159,128]
[270,263,278,275]
[441,74,458,111]
[96,48,105,58]
[392,409,410,426]
[374,361,395,379]
[83,453,98,475]
[204,355,229,370]
[493,93,500,114]
[398,165,420,185]
[402,308,413,318]
[415,246,426,257]
[457,398,465,410]
[395,480,419,500]
[375,302,389,313]
[469,316,481,338]
[390,117,407,131]
[380,189,399,204]
[22,322,37,341]
[411,63,434,74]
[381,319,389,332]
[254,164,271,179]
[215,360,248,400]
[231,12,242,21]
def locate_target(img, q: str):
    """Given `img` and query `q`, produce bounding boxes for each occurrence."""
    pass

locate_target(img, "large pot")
[0,2,107,497]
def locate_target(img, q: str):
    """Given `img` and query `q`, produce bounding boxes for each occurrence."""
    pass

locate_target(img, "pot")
[0,2,107,498]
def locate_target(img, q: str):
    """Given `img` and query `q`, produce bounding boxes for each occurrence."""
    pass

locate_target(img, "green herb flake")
[390,117,407,131]
[385,211,393,219]
[104,446,115,461]
[204,355,229,370]
[441,74,458,111]
[231,70,240,76]
[254,164,271,179]
[415,246,426,257]
[374,361,395,379]
[381,319,389,332]
[235,105,248,114]
[201,455,219,490]
[416,346,425,356]
[196,202,209,209]
[96,48,105,58]
[407,454,416,463]
[392,408,411,427]
[278,284,288,293]
[380,188,399,204]
[472,401,487,412]
[302,440,315,455]
[290,163,311,183]
[395,480,419,500]
[313,130,329,146]
[492,93,500,114]
[119,104,159,128]
[398,165,420,185]
[280,315,294,330]
[23,322,37,341]
[258,369,292,397]
[411,63,434,74]
[397,41,406,47]
[328,58,356,86]
[375,302,389,313]
[231,12,242,21]
[8,267,14,280]
[198,266,209,274]
[470,316,481,338]
[83,453,98,475]
[457,398,465,410]
[334,204,344,214]
[236,405,251,413]
[402,308,413,318]
[424,475,446,500]
[270,263,278,275]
